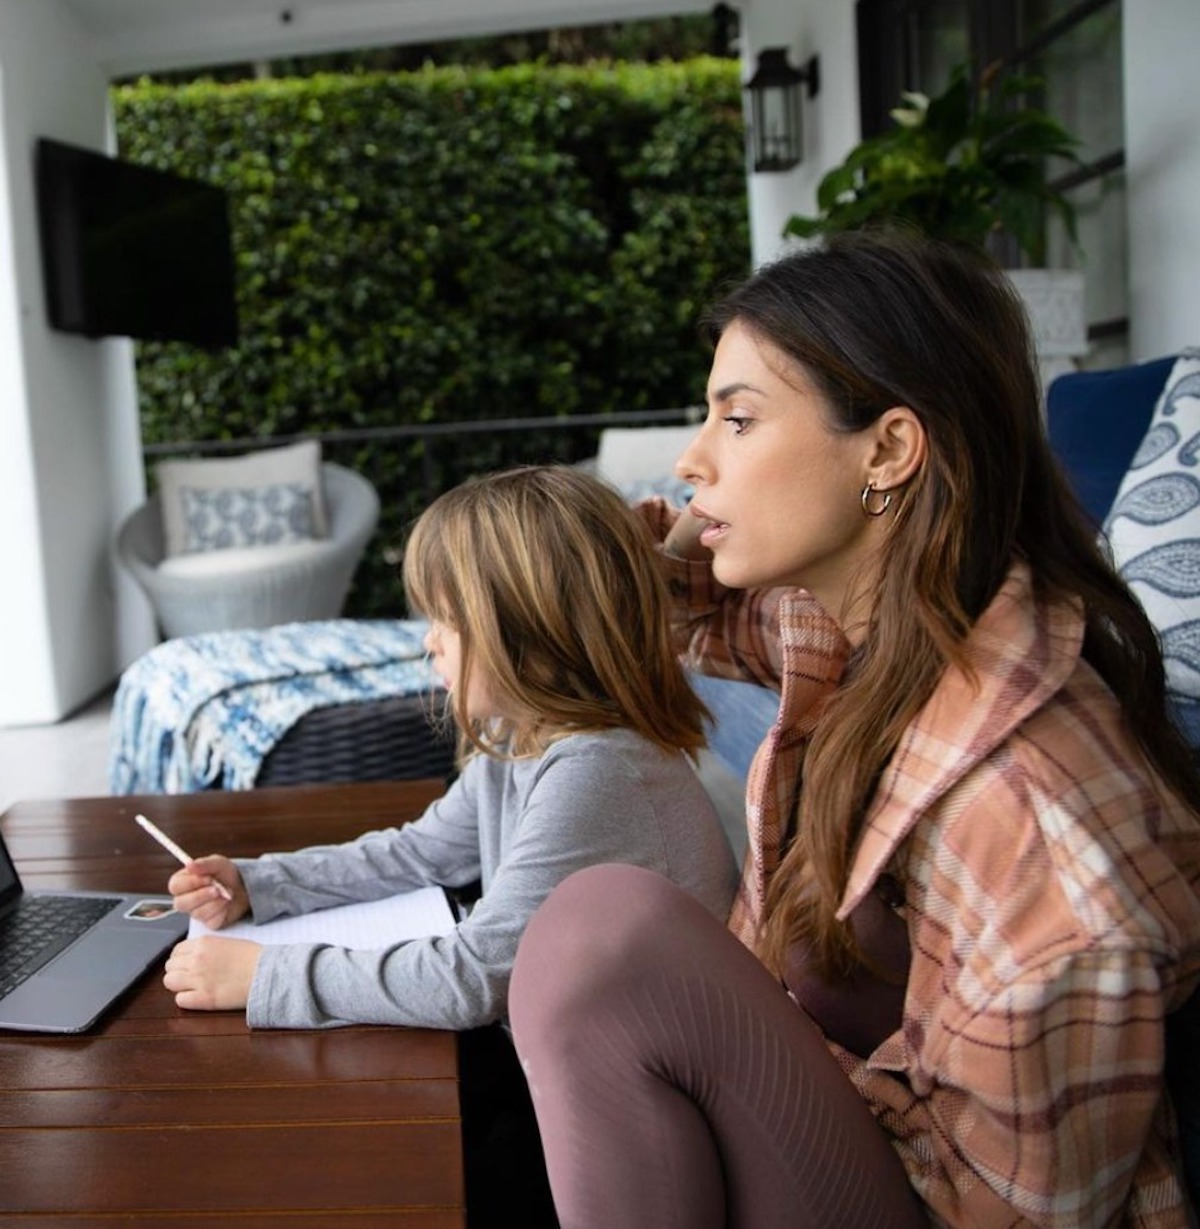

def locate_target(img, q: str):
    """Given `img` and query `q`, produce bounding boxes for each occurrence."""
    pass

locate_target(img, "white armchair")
[116,461,380,639]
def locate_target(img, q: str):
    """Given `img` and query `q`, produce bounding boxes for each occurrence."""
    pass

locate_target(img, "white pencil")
[135,812,234,901]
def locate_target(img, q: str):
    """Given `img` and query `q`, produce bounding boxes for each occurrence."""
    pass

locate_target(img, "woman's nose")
[675,428,711,486]
[423,626,438,655]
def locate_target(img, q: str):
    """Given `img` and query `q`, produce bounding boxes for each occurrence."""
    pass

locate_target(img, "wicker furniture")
[116,462,380,639]
[109,619,450,794]
[254,692,457,787]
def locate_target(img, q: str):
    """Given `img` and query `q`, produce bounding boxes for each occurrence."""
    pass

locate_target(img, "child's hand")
[663,503,712,561]
[163,936,262,1011]
[167,855,248,929]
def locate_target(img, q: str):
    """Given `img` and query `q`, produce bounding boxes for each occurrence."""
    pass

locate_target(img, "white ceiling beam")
[66,0,713,78]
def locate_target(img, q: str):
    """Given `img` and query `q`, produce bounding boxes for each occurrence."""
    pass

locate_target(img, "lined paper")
[188,885,457,947]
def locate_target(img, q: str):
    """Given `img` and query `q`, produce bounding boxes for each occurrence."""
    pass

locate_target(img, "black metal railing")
[142,405,705,508]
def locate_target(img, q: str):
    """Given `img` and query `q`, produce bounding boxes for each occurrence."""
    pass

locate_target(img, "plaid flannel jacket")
[640,499,1200,1229]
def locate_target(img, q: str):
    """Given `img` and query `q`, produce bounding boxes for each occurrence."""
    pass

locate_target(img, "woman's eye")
[722,415,752,436]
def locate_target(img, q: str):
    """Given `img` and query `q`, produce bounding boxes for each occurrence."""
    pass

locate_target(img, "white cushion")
[156,539,330,579]
[1104,349,1200,744]
[595,425,698,485]
[155,440,328,558]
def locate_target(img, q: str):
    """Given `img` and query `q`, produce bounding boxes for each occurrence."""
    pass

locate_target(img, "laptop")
[0,828,188,1033]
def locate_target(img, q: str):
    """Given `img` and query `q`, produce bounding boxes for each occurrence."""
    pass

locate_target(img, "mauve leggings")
[509,864,928,1229]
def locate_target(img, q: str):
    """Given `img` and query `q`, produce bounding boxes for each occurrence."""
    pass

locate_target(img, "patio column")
[0,0,154,726]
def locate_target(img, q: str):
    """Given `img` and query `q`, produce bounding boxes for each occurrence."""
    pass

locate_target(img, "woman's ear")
[864,406,926,492]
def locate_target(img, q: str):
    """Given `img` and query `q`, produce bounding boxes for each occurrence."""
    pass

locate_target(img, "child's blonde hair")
[402,464,710,760]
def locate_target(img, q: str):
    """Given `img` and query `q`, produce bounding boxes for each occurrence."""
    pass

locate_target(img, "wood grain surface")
[0,780,464,1226]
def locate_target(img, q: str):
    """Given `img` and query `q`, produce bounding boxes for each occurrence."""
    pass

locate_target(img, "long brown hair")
[402,464,710,761]
[703,230,1200,979]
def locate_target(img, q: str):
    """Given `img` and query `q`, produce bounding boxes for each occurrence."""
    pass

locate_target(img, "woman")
[509,233,1200,1228]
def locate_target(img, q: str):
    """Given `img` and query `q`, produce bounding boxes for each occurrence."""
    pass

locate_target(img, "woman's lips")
[691,503,729,547]
[699,522,728,548]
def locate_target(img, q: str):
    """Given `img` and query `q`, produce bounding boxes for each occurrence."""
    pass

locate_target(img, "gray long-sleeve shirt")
[240,728,738,1030]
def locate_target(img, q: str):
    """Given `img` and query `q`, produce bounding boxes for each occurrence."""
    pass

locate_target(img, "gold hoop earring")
[860,482,892,518]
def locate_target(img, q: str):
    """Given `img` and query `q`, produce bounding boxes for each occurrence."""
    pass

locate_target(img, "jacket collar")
[832,563,1085,918]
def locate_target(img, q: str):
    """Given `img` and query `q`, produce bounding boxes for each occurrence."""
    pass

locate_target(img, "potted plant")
[784,62,1087,364]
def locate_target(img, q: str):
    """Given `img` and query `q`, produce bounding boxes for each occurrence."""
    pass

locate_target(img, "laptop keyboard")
[0,895,121,1001]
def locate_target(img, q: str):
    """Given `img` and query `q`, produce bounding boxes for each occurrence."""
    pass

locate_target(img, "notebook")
[0,828,188,1033]
[187,883,458,945]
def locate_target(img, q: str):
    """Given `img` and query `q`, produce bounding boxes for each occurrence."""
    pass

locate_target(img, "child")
[161,463,738,1031]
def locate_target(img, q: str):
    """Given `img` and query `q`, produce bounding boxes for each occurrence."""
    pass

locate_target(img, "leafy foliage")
[784,64,1081,264]
[113,59,749,616]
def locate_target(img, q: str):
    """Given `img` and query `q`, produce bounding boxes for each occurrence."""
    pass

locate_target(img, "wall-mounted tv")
[34,137,239,350]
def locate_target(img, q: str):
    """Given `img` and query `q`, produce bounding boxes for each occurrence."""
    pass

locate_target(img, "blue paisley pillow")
[180,482,316,552]
[155,439,328,558]
[1104,350,1200,746]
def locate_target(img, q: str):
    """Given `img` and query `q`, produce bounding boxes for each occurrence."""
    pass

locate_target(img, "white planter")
[1005,268,1087,358]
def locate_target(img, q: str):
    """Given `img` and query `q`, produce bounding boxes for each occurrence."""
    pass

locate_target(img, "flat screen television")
[35,137,239,349]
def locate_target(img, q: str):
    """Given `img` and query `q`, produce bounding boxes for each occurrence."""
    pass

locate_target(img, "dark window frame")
[855,0,1124,340]
[856,0,1117,135]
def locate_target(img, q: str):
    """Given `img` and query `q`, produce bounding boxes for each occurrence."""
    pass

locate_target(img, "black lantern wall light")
[745,48,820,173]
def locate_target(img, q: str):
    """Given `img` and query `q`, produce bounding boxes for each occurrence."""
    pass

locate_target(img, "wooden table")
[0,780,465,1227]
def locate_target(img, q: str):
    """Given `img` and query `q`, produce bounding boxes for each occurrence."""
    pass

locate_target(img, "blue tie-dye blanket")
[109,619,437,794]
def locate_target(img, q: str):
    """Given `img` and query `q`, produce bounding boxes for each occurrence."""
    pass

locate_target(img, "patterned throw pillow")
[155,439,328,558]
[1103,350,1200,745]
[180,482,316,553]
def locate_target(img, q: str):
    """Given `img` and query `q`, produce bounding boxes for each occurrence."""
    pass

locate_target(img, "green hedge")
[113,59,750,616]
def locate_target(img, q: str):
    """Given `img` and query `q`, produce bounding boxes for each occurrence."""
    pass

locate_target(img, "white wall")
[744,0,860,268]
[0,0,152,726]
[1123,0,1200,361]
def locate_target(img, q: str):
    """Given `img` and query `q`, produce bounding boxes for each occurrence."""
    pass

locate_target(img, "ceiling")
[62,0,710,77]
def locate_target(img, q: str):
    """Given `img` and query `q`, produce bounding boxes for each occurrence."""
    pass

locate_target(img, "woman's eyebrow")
[709,381,764,404]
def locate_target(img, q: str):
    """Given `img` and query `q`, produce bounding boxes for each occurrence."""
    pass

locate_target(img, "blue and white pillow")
[619,474,694,506]
[180,482,316,552]
[155,439,328,559]
[1104,349,1200,745]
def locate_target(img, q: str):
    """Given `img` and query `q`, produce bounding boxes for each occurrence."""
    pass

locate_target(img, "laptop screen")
[0,833,24,908]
